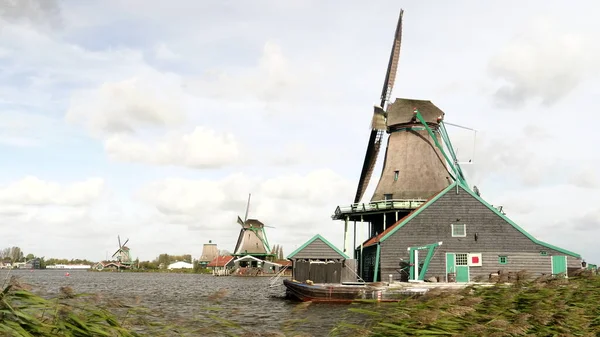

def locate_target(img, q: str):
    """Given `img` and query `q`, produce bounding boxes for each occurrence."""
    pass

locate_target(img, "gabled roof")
[364,182,581,258]
[287,234,349,259]
[207,255,234,267]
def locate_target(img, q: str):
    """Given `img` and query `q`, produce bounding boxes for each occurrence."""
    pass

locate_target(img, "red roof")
[274,259,292,267]
[363,187,447,247]
[207,255,233,267]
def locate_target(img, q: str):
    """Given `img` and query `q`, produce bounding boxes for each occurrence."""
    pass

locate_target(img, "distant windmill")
[112,235,133,267]
[233,194,274,257]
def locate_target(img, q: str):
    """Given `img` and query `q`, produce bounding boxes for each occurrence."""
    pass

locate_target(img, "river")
[1,270,369,336]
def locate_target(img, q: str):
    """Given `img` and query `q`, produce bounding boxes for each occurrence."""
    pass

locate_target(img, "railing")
[268,265,289,288]
[332,198,427,219]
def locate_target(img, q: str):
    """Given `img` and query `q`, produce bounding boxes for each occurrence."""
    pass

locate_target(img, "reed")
[337,270,600,336]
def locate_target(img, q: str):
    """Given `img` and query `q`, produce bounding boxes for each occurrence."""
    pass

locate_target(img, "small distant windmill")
[233,194,274,257]
[112,235,133,267]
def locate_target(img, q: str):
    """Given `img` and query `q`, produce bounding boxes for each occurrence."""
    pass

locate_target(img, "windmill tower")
[112,235,133,267]
[233,194,274,260]
[332,9,469,258]
[198,240,219,267]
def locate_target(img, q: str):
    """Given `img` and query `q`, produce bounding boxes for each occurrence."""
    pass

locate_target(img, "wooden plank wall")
[380,187,582,281]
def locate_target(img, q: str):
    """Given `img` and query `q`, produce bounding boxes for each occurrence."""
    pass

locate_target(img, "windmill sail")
[353,9,404,204]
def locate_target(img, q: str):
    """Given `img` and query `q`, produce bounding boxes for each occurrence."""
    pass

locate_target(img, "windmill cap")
[386,98,445,126]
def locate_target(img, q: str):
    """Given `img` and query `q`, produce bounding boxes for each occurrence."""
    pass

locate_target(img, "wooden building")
[287,234,356,284]
[359,182,582,282]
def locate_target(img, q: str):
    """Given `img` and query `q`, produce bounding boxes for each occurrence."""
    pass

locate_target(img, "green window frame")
[394,170,399,181]
[540,251,548,256]
[498,256,508,264]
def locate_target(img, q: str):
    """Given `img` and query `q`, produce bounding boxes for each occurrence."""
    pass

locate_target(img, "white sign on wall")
[468,253,483,267]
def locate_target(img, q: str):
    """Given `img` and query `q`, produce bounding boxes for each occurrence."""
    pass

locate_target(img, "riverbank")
[334,270,600,336]
[3,269,599,336]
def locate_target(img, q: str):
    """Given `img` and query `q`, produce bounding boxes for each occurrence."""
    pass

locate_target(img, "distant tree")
[157,254,170,269]
[182,254,192,263]
[218,249,231,256]
[139,260,159,270]
[25,253,35,261]
[3,247,24,263]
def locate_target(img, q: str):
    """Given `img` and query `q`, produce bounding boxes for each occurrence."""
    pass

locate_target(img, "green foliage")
[337,271,600,336]
[0,277,140,337]
[45,258,96,267]
[1,247,24,264]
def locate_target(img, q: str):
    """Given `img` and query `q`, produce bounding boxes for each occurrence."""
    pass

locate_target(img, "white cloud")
[0,176,104,206]
[186,40,338,106]
[104,126,240,169]
[488,16,599,108]
[0,0,61,28]
[154,43,179,60]
[138,169,354,252]
[66,71,187,135]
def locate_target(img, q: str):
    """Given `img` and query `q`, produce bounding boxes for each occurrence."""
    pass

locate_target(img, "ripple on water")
[1,270,367,336]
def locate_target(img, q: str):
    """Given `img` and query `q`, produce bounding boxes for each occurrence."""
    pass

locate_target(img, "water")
[1,270,364,336]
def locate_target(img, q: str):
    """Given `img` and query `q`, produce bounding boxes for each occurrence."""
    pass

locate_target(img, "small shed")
[207,256,234,271]
[287,234,355,284]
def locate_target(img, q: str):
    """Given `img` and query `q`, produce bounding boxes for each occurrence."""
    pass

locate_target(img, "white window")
[455,253,468,266]
[451,224,466,237]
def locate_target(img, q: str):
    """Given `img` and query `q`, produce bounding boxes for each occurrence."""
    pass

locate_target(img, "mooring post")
[343,216,349,253]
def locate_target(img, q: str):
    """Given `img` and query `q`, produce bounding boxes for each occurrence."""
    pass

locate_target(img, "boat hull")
[283,279,377,303]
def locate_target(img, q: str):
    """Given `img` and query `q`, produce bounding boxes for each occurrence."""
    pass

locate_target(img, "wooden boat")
[283,279,385,303]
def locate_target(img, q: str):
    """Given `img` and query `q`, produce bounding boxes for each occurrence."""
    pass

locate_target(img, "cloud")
[104,127,241,169]
[185,40,338,106]
[0,0,61,28]
[66,70,187,135]
[488,16,598,108]
[0,176,104,206]
[569,166,599,189]
[138,169,354,251]
[154,43,179,60]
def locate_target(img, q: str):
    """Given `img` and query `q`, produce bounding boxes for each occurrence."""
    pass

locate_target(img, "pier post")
[343,216,349,253]
[383,212,387,231]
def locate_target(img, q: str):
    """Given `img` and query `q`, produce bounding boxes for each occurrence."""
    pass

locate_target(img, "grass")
[332,269,600,336]
[3,270,600,336]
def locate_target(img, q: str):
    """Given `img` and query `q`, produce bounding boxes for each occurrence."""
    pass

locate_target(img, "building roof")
[207,255,234,267]
[274,259,292,267]
[287,234,349,260]
[167,261,193,269]
[386,98,445,127]
[363,182,581,258]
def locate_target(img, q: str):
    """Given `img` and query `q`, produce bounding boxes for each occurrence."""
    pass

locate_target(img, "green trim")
[460,184,581,258]
[287,234,350,259]
[414,111,468,188]
[378,182,581,258]
[373,244,381,282]
[498,256,508,264]
[540,251,548,256]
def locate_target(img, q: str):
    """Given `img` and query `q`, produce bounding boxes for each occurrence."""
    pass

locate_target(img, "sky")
[1,0,599,262]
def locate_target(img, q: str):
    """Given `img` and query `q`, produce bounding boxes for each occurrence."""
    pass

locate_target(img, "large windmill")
[332,9,470,256]
[233,194,274,259]
[112,235,133,267]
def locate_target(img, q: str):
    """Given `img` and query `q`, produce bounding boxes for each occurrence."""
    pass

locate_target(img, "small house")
[207,255,235,275]
[287,234,356,283]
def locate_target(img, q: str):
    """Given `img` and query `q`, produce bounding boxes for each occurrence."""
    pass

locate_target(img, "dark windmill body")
[332,9,584,284]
